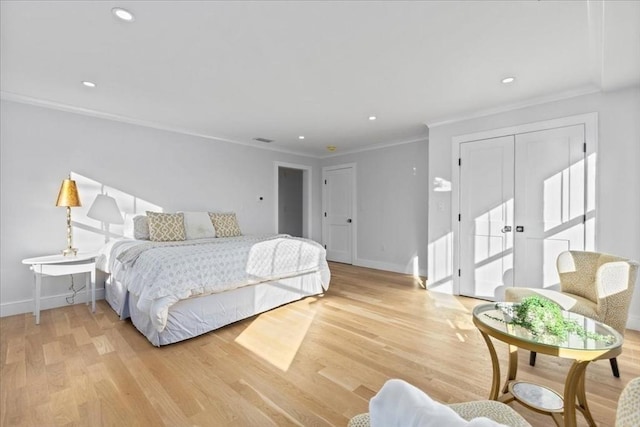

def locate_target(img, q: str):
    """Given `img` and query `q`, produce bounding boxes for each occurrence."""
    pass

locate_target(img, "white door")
[323,166,354,263]
[459,125,588,299]
[513,125,586,289]
[459,136,515,298]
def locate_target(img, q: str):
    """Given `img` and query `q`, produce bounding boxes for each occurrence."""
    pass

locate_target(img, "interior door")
[323,166,353,263]
[459,136,514,299]
[458,124,588,299]
[513,125,586,289]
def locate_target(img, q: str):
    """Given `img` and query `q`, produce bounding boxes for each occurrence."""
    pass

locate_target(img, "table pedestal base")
[479,331,597,427]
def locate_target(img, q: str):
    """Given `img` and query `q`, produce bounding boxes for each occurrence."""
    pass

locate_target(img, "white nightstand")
[22,252,97,324]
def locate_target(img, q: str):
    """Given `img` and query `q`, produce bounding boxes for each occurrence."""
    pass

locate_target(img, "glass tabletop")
[473,302,623,351]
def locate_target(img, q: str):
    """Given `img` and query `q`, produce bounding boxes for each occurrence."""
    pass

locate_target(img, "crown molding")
[0,91,317,158]
[319,135,428,159]
[425,86,601,128]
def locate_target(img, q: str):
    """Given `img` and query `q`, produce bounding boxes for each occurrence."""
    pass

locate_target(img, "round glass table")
[472,303,623,427]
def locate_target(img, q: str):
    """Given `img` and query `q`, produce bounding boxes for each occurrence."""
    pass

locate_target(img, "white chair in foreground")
[349,377,640,427]
[505,250,638,377]
[348,379,531,427]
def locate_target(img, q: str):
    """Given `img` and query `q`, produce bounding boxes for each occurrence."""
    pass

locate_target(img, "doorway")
[278,167,303,237]
[274,162,312,239]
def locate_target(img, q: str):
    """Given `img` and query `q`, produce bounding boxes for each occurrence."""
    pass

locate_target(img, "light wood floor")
[2,262,638,426]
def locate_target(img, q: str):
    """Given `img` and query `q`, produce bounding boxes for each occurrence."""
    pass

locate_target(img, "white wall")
[321,140,429,277]
[0,100,321,316]
[428,86,640,330]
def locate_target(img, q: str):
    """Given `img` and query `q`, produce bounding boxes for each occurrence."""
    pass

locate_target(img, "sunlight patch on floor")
[235,299,316,372]
[449,316,473,340]
[429,291,469,313]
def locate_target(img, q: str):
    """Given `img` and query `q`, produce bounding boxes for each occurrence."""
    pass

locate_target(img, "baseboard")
[627,313,640,331]
[354,258,427,278]
[0,288,105,318]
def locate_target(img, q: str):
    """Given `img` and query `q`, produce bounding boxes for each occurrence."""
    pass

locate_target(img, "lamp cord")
[66,274,86,305]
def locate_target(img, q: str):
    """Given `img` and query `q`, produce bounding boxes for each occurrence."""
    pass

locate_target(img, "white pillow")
[132,215,150,240]
[370,379,507,427]
[181,211,216,240]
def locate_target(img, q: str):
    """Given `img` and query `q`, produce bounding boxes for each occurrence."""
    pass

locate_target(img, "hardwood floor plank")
[31,403,55,427]
[2,360,27,391]
[70,327,92,347]
[82,398,103,427]
[90,335,115,356]
[1,262,637,426]
[139,349,208,418]
[124,356,194,426]
[100,352,166,426]
[5,336,26,365]
[42,342,64,366]
[49,387,79,426]
[45,361,69,394]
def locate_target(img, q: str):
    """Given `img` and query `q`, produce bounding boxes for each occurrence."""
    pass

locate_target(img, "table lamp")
[55,176,81,256]
[87,194,124,243]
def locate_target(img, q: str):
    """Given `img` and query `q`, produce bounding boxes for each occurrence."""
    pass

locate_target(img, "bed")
[96,233,330,346]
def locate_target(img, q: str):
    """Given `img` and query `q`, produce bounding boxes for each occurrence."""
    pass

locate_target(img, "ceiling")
[1,1,639,158]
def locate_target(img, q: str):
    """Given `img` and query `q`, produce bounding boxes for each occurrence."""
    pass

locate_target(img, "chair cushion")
[349,401,531,427]
[368,379,519,427]
[348,413,371,427]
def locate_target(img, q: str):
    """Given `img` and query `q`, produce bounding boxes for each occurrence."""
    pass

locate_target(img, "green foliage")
[490,296,614,344]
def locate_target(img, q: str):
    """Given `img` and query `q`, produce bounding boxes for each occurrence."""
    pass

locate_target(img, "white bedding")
[98,234,330,332]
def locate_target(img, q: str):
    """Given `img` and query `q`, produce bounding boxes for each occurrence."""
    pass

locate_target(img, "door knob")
[501,226,512,233]
[516,226,524,232]
[347,218,352,223]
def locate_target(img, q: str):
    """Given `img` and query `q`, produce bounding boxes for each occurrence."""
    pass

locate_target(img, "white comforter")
[98,234,330,331]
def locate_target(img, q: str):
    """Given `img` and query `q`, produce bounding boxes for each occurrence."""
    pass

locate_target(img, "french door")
[459,124,589,299]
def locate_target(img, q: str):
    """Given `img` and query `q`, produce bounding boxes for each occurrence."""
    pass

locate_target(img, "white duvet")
[98,234,330,331]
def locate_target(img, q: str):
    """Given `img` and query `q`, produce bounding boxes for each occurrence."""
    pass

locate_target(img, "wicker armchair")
[347,379,531,427]
[348,400,531,427]
[616,377,640,427]
[349,377,640,427]
[505,250,639,377]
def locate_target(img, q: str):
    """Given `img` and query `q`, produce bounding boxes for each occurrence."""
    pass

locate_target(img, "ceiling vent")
[253,137,274,143]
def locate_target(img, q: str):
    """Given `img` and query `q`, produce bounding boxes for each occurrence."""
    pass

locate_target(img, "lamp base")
[62,247,78,256]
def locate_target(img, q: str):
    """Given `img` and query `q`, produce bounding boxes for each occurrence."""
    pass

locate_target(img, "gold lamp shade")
[56,179,81,207]
[56,177,81,256]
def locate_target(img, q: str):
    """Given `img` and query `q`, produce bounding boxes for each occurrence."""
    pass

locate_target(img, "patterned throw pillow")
[209,212,242,237]
[133,215,150,240]
[146,211,186,242]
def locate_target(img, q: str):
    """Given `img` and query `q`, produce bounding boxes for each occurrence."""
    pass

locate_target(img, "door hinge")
[458,269,461,277]
[324,212,327,217]
[458,214,461,222]
[324,179,327,184]
[458,158,462,166]
[324,244,327,249]
[583,142,587,153]
[583,214,586,223]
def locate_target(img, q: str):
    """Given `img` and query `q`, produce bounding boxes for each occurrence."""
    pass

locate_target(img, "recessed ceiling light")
[501,77,515,84]
[82,81,96,88]
[112,7,135,22]
[368,116,377,121]
[298,136,305,140]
